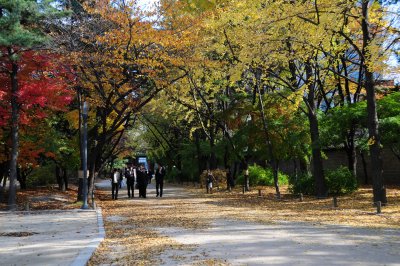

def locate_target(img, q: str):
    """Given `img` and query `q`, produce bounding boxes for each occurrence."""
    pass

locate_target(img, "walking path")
[0,209,104,266]
[2,178,399,266]
[94,179,400,265]
[158,219,400,265]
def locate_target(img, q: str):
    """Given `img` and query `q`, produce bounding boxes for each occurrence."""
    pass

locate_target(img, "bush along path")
[89,179,400,265]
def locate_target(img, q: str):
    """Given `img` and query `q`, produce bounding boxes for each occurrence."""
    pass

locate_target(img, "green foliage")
[165,166,182,182]
[179,142,200,182]
[288,172,315,195]
[0,0,67,48]
[289,167,357,196]
[378,92,400,157]
[27,164,56,188]
[236,164,289,187]
[320,102,367,149]
[325,166,357,196]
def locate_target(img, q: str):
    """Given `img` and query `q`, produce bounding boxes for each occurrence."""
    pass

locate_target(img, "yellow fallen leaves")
[88,184,400,265]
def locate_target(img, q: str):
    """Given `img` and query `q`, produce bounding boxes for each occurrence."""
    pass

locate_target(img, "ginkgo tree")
[60,0,197,199]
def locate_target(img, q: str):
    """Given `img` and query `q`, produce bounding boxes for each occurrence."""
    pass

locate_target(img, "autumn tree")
[0,0,71,208]
[59,0,193,199]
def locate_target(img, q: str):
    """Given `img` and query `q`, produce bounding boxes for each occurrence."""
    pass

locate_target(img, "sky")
[137,0,158,10]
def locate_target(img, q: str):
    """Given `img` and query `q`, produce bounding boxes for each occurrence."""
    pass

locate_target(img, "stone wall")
[279,148,400,185]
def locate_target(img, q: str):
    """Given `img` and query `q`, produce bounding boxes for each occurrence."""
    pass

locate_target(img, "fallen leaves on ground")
[0,232,38,237]
[88,184,400,265]
[0,185,81,211]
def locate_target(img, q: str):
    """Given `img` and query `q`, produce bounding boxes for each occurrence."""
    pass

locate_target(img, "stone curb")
[70,208,105,266]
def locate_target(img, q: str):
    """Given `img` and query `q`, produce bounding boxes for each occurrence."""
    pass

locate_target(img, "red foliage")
[0,50,74,127]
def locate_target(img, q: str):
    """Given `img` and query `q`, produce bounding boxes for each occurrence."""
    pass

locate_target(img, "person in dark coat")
[206,169,214,194]
[155,164,166,197]
[146,168,153,184]
[111,168,120,200]
[126,166,135,198]
[137,165,147,198]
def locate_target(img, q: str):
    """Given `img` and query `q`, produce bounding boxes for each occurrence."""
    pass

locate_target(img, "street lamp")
[82,101,89,209]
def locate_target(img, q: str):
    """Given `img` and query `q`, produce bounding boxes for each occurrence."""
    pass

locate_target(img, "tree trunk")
[272,160,280,199]
[308,111,326,198]
[77,89,83,201]
[194,130,203,181]
[56,165,63,190]
[361,0,386,204]
[345,126,357,177]
[1,174,7,202]
[61,168,67,191]
[19,171,27,190]
[254,71,280,198]
[243,161,249,191]
[209,127,217,170]
[305,62,326,198]
[8,57,19,210]
[293,159,298,181]
[360,151,369,185]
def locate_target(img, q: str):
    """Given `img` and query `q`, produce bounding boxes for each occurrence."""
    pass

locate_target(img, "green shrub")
[289,166,357,196]
[288,172,315,195]
[236,164,289,187]
[326,166,357,196]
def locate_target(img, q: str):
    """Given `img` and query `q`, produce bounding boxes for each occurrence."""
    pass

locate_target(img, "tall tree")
[0,0,66,209]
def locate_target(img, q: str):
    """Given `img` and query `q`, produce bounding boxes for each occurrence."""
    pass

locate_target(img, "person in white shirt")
[111,168,120,200]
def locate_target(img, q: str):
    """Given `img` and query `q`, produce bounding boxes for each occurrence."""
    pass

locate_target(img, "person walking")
[126,165,135,198]
[111,168,120,200]
[206,169,214,194]
[155,164,166,197]
[137,165,147,198]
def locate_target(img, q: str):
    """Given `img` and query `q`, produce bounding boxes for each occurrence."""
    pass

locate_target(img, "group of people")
[110,164,166,200]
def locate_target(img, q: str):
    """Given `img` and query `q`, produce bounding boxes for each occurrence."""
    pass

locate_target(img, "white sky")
[137,0,158,10]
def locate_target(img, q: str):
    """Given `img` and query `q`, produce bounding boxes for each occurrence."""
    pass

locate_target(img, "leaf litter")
[88,184,400,265]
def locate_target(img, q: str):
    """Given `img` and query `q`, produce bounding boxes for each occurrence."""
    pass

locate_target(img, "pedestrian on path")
[126,165,135,198]
[206,169,215,194]
[111,168,120,200]
[137,165,148,198]
[155,164,166,197]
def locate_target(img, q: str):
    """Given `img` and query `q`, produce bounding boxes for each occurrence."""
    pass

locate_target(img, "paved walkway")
[95,179,400,265]
[158,219,400,265]
[0,209,104,266]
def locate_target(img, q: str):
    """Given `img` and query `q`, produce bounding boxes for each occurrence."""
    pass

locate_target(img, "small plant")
[326,166,357,196]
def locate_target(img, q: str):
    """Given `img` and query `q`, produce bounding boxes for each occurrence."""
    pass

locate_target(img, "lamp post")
[82,101,89,209]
